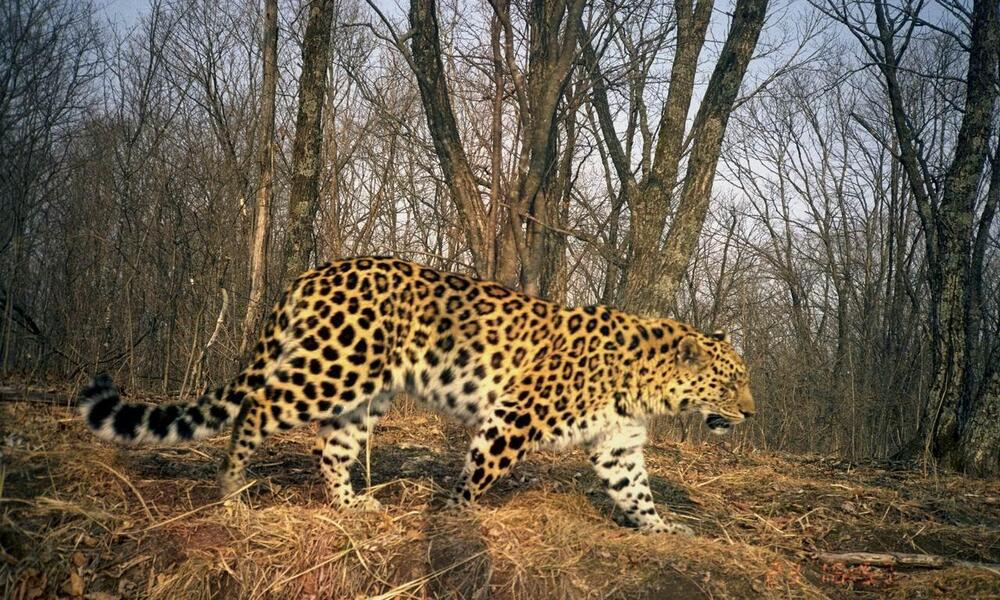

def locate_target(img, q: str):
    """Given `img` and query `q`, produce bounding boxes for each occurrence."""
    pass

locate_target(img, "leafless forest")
[2,0,998,473]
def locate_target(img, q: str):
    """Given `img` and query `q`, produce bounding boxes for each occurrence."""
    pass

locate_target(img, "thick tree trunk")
[959,369,1000,476]
[521,122,559,297]
[239,0,279,356]
[923,259,972,466]
[636,0,768,314]
[409,0,489,274]
[538,96,577,302]
[621,0,713,309]
[916,0,998,472]
[285,0,335,278]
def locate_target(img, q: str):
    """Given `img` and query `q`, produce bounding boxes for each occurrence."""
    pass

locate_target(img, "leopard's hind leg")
[313,393,392,510]
[218,387,277,494]
[218,364,358,495]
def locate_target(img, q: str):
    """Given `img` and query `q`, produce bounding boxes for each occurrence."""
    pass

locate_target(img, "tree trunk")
[538,93,578,301]
[239,0,279,356]
[492,0,585,291]
[917,0,998,471]
[488,14,508,283]
[409,0,489,275]
[637,0,768,314]
[959,368,1000,477]
[284,0,335,278]
[582,0,765,315]
[621,0,713,309]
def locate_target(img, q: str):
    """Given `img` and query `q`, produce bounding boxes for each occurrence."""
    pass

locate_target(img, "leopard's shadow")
[122,441,696,529]
[356,444,698,529]
[122,447,224,480]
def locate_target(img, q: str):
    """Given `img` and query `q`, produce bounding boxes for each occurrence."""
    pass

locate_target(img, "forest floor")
[2,384,999,599]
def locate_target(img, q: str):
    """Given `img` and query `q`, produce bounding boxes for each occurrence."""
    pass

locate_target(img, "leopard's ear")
[710,330,729,343]
[677,336,707,370]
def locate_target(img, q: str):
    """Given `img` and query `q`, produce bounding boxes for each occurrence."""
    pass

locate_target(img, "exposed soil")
[1,386,999,599]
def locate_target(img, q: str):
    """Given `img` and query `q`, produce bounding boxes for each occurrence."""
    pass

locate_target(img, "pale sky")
[101,0,148,28]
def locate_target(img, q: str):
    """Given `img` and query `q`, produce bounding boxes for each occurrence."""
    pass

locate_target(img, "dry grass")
[2,386,999,599]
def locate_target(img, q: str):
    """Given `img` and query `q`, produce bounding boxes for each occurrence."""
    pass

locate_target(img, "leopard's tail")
[79,281,303,445]
[78,374,243,444]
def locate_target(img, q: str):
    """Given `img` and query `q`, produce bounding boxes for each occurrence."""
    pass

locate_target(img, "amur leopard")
[80,257,755,534]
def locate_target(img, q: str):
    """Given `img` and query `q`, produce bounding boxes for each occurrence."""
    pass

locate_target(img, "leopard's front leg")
[313,397,390,511]
[588,424,694,535]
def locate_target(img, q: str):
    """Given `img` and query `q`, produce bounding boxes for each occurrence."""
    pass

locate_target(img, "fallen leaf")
[63,571,85,597]
[20,569,46,600]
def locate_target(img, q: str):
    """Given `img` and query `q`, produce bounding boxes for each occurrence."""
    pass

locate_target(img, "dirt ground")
[2,386,999,599]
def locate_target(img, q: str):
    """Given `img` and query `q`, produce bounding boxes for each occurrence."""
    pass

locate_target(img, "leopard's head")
[667,330,754,434]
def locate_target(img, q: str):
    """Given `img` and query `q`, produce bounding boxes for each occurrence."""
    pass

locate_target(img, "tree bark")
[916,0,998,470]
[285,0,335,278]
[621,0,713,309]
[637,0,768,314]
[537,91,578,301]
[240,0,279,356]
[960,369,1000,477]
[409,0,489,275]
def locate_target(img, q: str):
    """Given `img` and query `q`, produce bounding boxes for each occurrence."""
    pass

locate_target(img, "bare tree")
[646,0,769,310]
[405,0,587,291]
[0,0,102,372]
[821,0,1000,474]
[493,0,587,294]
[285,0,336,277]
[582,0,711,309]
[581,0,769,315]
[406,0,491,275]
[240,0,279,356]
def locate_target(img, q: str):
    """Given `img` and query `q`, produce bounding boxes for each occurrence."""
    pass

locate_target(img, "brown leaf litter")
[1,391,999,599]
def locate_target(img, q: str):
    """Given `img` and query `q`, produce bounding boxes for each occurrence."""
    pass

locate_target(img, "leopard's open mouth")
[705,413,731,433]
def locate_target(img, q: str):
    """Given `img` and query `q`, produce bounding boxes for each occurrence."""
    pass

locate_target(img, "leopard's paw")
[640,520,695,536]
[439,489,472,510]
[333,491,383,512]
[350,494,383,512]
[218,473,247,498]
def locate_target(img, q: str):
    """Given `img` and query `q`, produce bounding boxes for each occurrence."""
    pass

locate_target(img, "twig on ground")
[94,461,155,521]
[138,479,255,533]
[816,551,1000,573]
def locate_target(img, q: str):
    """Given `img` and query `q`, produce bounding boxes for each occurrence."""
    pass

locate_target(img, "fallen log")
[0,386,72,405]
[816,551,1000,572]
